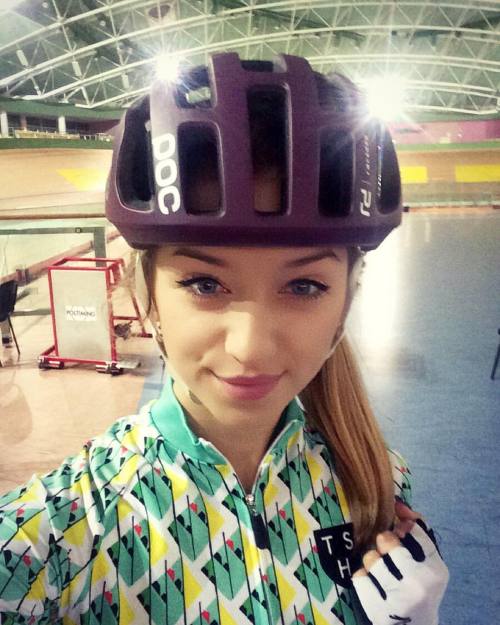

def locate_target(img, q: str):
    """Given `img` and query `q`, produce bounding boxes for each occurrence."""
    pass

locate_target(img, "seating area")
[10,129,113,141]
[13,129,81,140]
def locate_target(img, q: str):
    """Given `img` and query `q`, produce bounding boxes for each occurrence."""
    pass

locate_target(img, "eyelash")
[175,275,330,301]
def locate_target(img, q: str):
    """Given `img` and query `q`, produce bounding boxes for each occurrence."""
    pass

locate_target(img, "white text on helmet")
[152,132,181,215]
[360,134,372,217]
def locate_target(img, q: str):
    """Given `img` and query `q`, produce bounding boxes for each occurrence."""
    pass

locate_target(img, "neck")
[195,412,283,493]
[173,380,283,493]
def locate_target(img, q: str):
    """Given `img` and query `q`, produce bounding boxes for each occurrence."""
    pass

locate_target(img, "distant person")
[0,53,448,624]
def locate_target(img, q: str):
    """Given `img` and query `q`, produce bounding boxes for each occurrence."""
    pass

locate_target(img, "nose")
[224,307,280,368]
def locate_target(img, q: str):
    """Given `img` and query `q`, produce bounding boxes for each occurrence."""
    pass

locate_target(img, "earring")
[189,389,203,405]
[155,323,169,358]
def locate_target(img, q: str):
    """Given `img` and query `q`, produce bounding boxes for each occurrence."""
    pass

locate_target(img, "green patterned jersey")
[0,375,412,624]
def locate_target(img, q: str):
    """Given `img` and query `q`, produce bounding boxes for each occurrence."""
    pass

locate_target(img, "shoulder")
[0,402,160,522]
[0,404,161,617]
[59,401,161,493]
[387,447,413,507]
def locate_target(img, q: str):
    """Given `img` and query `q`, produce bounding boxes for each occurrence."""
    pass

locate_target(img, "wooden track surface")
[0,148,111,211]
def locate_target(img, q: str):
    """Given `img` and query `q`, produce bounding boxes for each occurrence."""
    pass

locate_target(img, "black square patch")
[314,523,362,588]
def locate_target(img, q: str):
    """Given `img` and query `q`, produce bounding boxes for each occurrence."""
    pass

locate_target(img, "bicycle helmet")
[105,52,402,251]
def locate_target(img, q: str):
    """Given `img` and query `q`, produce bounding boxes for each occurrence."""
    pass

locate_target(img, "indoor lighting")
[155,53,180,82]
[364,75,407,121]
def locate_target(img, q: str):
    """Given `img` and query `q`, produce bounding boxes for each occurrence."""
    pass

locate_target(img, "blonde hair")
[299,338,394,552]
[126,247,394,554]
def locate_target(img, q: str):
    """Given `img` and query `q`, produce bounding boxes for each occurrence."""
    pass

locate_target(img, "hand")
[351,502,449,625]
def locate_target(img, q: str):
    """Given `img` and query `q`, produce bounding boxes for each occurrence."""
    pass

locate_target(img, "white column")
[58,115,66,134]
[20,114,27,130]
[0,110,8,137]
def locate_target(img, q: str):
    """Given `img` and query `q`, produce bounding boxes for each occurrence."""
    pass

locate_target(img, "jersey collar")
[150,373,306,464]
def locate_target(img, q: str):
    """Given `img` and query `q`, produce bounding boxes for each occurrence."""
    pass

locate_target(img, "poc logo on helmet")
[152,133,181,215]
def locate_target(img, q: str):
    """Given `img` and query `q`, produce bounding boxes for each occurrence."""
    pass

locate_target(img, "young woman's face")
[151,175,349,430]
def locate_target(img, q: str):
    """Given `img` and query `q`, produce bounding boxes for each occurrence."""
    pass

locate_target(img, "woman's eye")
[175,276,330,300]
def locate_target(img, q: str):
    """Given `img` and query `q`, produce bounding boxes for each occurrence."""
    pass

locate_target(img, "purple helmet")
[106,52,402,251]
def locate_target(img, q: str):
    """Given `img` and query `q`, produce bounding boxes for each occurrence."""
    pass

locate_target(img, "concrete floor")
[0,209,499,625]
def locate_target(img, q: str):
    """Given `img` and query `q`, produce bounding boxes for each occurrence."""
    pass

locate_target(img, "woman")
[0,52,448,624]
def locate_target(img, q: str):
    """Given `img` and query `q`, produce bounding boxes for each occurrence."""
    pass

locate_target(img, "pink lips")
[217,374,282,400]
[220,375,282,386]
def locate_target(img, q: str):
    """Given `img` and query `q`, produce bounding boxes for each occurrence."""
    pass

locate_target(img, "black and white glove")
[351,518,449,625]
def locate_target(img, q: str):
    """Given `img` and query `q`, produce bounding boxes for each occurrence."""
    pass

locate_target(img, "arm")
[0,476,61,623]
[0,443,102,623]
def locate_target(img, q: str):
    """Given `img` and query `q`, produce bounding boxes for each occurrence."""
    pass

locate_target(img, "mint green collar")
[150,374,306,464]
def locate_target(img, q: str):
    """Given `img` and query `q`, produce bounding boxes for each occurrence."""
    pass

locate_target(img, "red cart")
[39,257,151,375]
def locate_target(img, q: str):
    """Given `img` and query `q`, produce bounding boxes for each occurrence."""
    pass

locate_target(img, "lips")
[217,374,282,400]
[219,375,282,386]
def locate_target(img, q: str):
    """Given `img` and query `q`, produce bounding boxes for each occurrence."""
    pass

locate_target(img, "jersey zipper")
[240,418,299,549]
[244,492,270,549]
[203,418,300,542]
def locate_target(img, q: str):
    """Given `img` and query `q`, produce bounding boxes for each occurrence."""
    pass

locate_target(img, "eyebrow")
[171,247,340,268]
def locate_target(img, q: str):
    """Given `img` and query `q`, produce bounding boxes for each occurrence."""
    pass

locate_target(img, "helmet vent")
[178,124,222,214]
[241,60,275,73]
[117,104,154,210]
[247,87,288,214]
[318,130,354,217]
[379,129,401,214]
[175,66,213,108]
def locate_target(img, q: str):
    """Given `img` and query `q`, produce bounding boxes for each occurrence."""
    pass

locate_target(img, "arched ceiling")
[0,0,499,117]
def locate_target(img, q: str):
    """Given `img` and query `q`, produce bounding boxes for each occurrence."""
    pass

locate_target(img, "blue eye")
[175,276,329,300]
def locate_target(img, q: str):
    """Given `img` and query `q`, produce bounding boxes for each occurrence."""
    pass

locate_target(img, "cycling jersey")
[0,374,412,625]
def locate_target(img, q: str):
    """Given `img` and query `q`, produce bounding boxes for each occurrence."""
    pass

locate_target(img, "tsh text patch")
[314,523,362,588]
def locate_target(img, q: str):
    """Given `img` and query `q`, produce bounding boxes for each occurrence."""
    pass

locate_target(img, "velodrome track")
[0,147,111,212]
[0,147,114,281]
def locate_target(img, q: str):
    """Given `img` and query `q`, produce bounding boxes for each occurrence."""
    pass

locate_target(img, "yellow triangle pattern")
[13,512,41,545]
[204,500,225,539]
[149,521,169,566]
[60,567,86,609]
[275,567,296,611]
[18,480,45,505]
[312,604,333,625]
[286,430,301,451]
[112,455,141,487]
[117,497,135,523]
[305,454,322,486]
[162,463,189,501]
[67,472,90,504]
[57,168,108,191]
[263,481,279,508]
[291,504,310,546]
[214,463,232,479]
[263,452,273,465]
[219,600,239,625]
[121,428,144,453]
[91,548,109,582]
[182,562,202,608]
[79,471,92,496]
[119,587,136,624]
[63,517,88,547]
[334,476,349,519]
[25,565,48,600]
[240,525,259,576]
